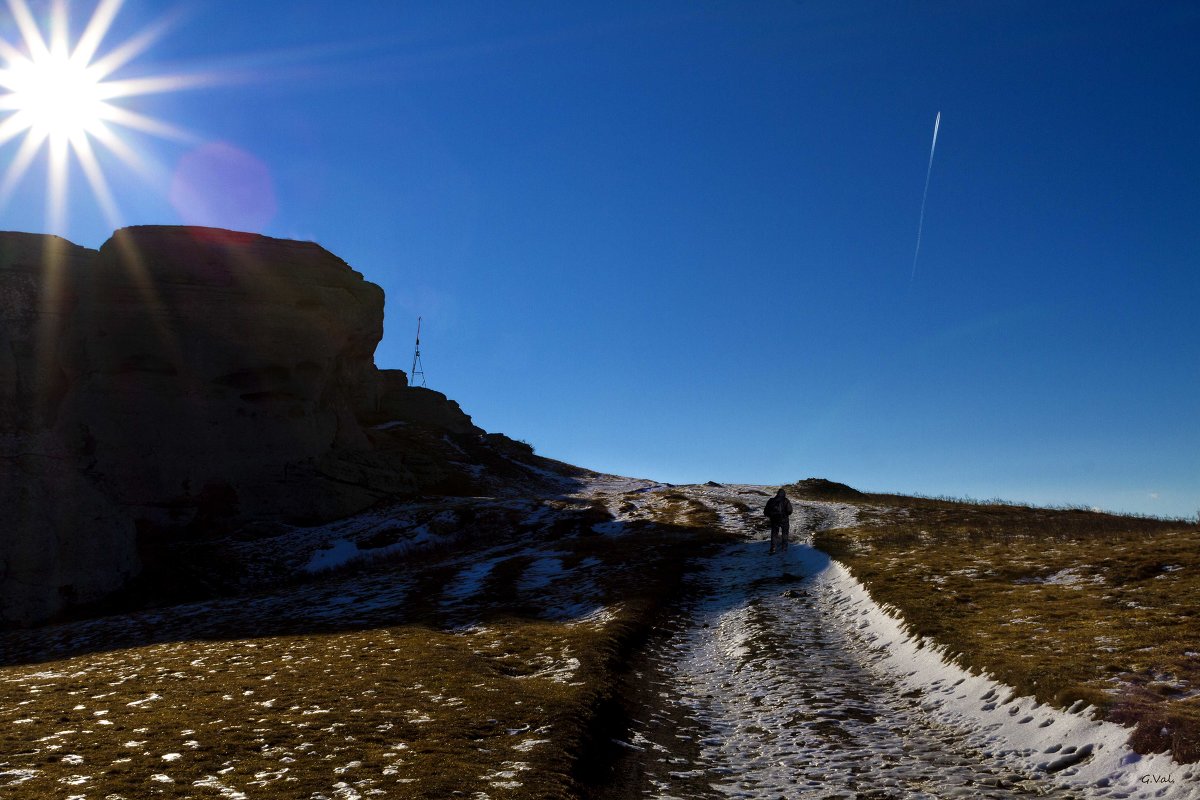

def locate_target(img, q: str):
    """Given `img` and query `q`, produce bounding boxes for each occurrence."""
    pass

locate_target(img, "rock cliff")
[58,226,387,526]
[0,226,501,626]
[0,232,90,433]
[1,233,137,626]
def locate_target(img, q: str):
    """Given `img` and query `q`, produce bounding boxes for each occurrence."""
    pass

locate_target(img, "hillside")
[0,473,732,799]
[3,481,1197,798]
[2,228,1198,798]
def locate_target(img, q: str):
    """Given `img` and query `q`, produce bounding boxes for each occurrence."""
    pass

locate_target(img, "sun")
[4,43,106,141]
[0,0,202,230]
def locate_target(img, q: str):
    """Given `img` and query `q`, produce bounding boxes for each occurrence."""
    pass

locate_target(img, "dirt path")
[598,484,1084,800]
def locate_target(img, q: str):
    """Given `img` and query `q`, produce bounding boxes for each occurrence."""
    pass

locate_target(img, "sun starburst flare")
[0,0,207,231]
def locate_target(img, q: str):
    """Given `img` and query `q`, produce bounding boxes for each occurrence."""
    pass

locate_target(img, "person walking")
[765,487,793,554]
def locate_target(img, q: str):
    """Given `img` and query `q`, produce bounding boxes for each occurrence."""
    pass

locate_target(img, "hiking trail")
[589,481,1194,800]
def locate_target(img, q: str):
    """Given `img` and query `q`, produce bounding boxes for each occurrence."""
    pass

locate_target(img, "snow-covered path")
[604,483,1197,800]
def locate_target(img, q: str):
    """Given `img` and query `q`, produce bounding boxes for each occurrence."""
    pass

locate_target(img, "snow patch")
[820,554,1195,797]
[517,555,567,592]
[1016,567,1103,587]
[442,557,505,603]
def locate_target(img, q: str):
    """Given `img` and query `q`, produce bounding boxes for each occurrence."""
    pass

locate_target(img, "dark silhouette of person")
[765,487,793,554]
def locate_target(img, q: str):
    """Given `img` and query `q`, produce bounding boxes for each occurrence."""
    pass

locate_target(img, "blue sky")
[2,1,1197,517]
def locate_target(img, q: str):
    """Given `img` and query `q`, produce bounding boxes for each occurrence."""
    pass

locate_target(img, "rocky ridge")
[0,226,556,627]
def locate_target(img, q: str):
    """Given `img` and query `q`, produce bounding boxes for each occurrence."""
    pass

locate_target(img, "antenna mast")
[410,316,427,388]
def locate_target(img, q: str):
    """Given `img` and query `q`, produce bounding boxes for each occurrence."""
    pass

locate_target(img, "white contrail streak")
[910,110,941,282]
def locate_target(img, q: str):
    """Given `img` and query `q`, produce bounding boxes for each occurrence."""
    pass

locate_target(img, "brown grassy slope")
[814,495,1200,762]
[0,495,729,799]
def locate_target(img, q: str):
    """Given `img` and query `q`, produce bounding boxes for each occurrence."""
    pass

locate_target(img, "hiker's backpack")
[764,497,779,518]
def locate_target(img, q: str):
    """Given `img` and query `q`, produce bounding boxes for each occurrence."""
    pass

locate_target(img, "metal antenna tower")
[410,316,427,388]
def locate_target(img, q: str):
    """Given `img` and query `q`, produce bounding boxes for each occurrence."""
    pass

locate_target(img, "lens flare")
[0,0,203,231]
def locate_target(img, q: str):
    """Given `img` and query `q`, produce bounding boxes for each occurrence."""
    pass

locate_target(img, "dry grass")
[815,496,1200,762]
[647,492,720,530]
[1,624,602,798]
[0,494,731,798]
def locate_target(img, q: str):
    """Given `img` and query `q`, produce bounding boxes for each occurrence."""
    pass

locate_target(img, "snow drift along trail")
[596,482,1197,800]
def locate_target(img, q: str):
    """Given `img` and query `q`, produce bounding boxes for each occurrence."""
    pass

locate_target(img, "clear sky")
[2,1,1197,517]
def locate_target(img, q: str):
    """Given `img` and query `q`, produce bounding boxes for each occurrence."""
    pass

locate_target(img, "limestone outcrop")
[367,369,484,436]
[0,232,91,433]
[1,233,137,627]
[0,225,472,626]
[58,226,386,526]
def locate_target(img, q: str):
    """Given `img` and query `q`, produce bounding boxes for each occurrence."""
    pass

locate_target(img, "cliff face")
[0,232,91,433]
[0,233,137,626]
[58,226,386,524]
[0,226,482,627]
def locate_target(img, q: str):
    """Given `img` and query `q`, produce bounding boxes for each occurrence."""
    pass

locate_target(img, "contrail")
[910,111,941,283]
